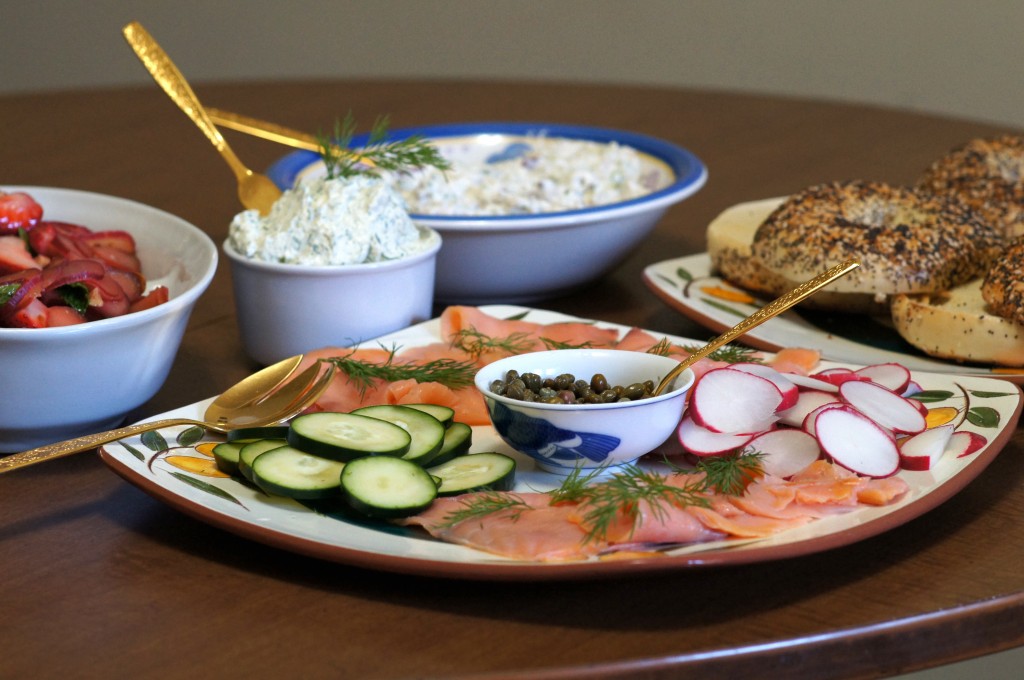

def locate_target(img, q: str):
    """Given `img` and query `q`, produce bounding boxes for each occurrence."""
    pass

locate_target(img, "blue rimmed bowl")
[473,349,695,474]
[268,122,707,304]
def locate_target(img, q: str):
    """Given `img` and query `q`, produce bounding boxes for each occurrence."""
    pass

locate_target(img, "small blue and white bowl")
[474,349,695,474]
[268,122,707,304]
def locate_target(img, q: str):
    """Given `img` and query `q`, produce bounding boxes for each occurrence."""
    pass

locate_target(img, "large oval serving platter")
[100,305,1022,581]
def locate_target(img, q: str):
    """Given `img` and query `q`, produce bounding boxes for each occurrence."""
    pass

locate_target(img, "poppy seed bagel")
[917,135,1024,238]
[750,180,1003,297]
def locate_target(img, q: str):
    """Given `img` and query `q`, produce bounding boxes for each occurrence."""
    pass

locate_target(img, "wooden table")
[3,80,1023,679]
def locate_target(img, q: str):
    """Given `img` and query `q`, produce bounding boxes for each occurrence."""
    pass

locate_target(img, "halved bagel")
[891,278,1024,367]
[706,196,889,314]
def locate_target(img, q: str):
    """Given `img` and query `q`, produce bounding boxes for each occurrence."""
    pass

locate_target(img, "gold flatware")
[121,21,282,215]
[653,259,861,395]
[206,107,375,168]
[0,358,336,473]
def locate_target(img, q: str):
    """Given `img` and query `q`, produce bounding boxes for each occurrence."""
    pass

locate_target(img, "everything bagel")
[917,135,1024,238]
[750,180,1002,298]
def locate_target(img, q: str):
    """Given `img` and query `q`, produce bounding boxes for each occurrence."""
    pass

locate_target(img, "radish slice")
[743,429,821,478]
[947,431,987,458]
[898,424,955,471]
[814,407,900,478]
[839,380,927,435]
[778,390,840,428]
[802,401,848,437]
[854,362,912,393]
[811,368,866,386]
[677,416,756,456]
[902,381,923,398]
[728,362,799,410]
[785,373,840,393]
[689,368,783,434]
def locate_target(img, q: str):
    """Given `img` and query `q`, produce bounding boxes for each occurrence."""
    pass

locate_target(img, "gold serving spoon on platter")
[0,357,336,473]
[653,259,861,395]
[122,21,282,215]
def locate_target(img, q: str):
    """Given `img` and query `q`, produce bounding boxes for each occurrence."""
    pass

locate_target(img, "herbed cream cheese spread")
[228,175,436,265]
[382,137,660,216]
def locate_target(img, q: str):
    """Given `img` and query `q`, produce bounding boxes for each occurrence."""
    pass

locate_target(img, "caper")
[504,369,520,383]
[557,390,576,404]
[555,373,575,390]
[590,373,609,393]
[600,389,619,403]
[622,383,646,400]
[489,379,507,395]
[505,383,526,400]
[522,372,543,393]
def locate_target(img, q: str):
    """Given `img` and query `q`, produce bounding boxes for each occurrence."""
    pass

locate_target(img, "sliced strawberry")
[0,235,41,274]
[0,191,43,234]
[91,245,142,273]
[10,297,49,327]
[45,305,86,326]
[128,286,169,313]
[82,230,137,254]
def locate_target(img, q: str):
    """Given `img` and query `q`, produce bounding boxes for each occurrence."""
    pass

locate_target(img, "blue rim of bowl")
[265,122,707,226]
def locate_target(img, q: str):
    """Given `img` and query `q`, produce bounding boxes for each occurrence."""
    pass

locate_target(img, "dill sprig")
[438,491,532,528]
[646,337,674,357]
[664,451,766,496]
[450,326,593,358]
[681,342,762,364]
[695,451,765,495]
[319,112,451,180]
[539,337,595,351]
[319,345,477,397]
[552,464,709,544]
[450,327,535,358]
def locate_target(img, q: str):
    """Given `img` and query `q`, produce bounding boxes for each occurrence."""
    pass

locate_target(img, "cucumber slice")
[238,439,287,481]
[212,441,244,476]
[351,405,445,465]
[226,425,290,442]
[340,455,438,518]
[288,412,411,461]
[427,421,473,468]
[428,452,517,496]
[404,403,455,428]
[251,445,345,499]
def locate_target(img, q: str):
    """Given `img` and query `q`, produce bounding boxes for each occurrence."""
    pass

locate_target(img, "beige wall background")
[4,1,1024,678]
[3,0,1023,131]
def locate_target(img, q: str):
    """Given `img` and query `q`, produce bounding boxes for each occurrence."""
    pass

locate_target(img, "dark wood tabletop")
[3,80,1023,679]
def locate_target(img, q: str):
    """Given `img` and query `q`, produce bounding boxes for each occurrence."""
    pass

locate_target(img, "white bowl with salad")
[0,186,217,452]
[267,121,707,304]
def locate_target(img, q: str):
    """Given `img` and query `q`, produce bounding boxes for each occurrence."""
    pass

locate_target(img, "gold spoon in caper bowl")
[653,259,861,396]
[122,21,282,215]
[0,356,335,473]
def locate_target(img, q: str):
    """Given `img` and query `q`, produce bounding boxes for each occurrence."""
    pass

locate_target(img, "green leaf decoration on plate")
[177,426,206,447]
[119,441,147,462]
[506,311,530,321]
[966,406,1001,429]
[908,390,955,403]
[701,298,748,319]
[656,273,678,288]
[169,471,245,507]
[676,267,694,282]
[141,430,170,452]
[969,390,1017,399]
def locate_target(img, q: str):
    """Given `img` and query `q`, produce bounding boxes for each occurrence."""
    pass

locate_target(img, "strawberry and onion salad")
[0,190,168,328]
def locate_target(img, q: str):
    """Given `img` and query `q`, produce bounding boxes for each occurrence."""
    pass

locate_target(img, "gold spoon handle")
[122,22,248,181]
[0,418,206,473]
[206,107,376,168]
[654,258,861,395]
